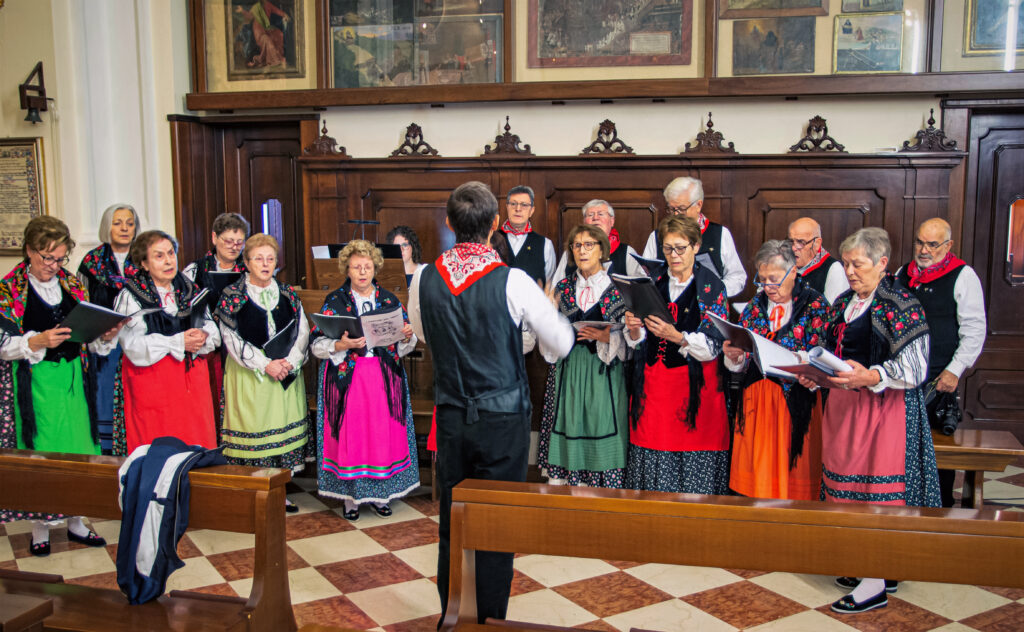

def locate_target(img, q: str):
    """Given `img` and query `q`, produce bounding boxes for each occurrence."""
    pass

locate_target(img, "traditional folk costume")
[554,229,644,283]
[110,271,220,455]
[214,275,310,470]
[643,214,747,297]
[0,263,101,523]
[726,278,829,500]
[492,220,556,285]
[820,275,940,507]
[625,263,731,494]
[537,269,629,487]
[310,281,418,506]
[798,246,848,305]
[78,243,138,453]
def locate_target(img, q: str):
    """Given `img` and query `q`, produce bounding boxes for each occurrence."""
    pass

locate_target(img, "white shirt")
[113,250,129,275]
[841,289,930,392]
[643,225,747,297]
[219,276,309,377]
[822,261,850,305]
[724,297,792,373]
[895,264,986,378]
[106,285,222,366]
[623,274,717,362]
[309,288,418,364]
[540,269,626,365]
[505,232,557,285]
[552,244,644,285]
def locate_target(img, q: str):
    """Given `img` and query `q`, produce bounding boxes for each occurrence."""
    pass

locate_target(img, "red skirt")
[122,355,217,453]
[631,360,729,452]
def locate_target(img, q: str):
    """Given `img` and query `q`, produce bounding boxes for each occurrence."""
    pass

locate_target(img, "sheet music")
[808,347,853,374]
[360,307,405,348]
[749,331,800,380]
[571,320,624,332]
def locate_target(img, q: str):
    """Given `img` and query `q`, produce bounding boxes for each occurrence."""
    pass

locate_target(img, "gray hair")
[840,227,891,265]
[663,176,704,203]
[98,203,140,244]
[754,239,797,271]
[506,185,535,205]
[581,199,615,218]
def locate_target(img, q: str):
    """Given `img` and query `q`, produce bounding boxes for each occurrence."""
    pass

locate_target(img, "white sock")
[343,499,359,512]
[850,577,885,603]
[31,521,49,545]
[67,516,91,538]
[373,501,389,509]
[546,477,567,486]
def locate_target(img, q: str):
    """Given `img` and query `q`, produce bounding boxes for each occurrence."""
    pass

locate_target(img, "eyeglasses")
[754,267,794,290]
[571,241,600,253]
[507,202,533,210]
[39,253,70,266]
[349,264,374,273]
[790,236,820,250]
[250,256,277,264]
[583,210,611,221]
[914,238,951,251]
[219,238,245,248]
[666,200,699,215]
[662,243,693,256]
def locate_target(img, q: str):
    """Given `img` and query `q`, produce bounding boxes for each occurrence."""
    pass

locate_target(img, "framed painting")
[833,12,903,73]
[528,0,692,68]
[719,0,827,19]
[964,0,1024,56]
[0,138,46,254]
[414,0,503,16]
[840,0,903,12]
[732,16,815,75]
[224,0,305,80]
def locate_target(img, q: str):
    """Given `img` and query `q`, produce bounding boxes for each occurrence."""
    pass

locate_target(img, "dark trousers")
[938,468,957,508]
[435,404,530,625]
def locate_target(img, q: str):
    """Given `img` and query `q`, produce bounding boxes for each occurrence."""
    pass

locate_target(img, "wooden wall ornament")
[900,109,959,152]
[390,123,440,158]
[683,112,737,154]
[303,122,348,157]
[788,115,847,153]
[580,119,634,155]
[483,116,534,156]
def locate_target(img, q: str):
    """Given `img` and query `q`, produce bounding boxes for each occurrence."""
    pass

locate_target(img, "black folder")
[609,274,675,323]
[59,301,158,344]
[309,313,363,340]
[203,271,243,296]
[263,319,298,389]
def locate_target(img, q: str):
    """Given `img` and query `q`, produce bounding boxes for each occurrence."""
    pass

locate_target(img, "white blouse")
[105,285,221,367]
[541,269,626,366]
[310,288,417,365]
[219,276,309,378]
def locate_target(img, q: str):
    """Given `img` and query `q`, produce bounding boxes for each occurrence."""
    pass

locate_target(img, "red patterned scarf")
[501,220,531,236]
[907,252,965,288]
[799,247,830,275]
[698,213,709,233]
[436,242,506,296]
[608,228,621,253]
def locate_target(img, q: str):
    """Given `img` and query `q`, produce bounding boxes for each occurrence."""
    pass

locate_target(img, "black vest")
[644,276,702,369]
[896,264,965,382]
[656,223,725,279]
[419,264,529,417]
[496,231,547,284]
[801,254,839,299]
[23,283,80,362]
[236,292,296,359]
[837,310,873,368]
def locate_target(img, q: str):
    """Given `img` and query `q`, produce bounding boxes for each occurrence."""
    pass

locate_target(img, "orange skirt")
[729,379,822,501]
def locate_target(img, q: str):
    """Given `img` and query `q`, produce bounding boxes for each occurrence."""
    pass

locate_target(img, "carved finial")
[483,116,533,156]
[390,122,440,158]
[580,119,634,155]
[788,115,847,153]
[900,108,959,152]
[683,111,737,154]
[303,121,348,156]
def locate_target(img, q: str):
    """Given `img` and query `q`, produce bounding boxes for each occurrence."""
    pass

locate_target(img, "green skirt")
[15,358,98,454]
[220,356,308,470]
[546,345,629,473]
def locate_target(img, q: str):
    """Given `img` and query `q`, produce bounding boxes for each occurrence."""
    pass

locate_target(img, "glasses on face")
[219,238,245,248]
[39,253,70,267]
[666,200,698,215]
[914,238,951,251]
[349,265,374,274]
[571,241,600,253]
[662,243,693,256]
[790,236,820,250]
[507,201,533,210]
[583,211,611,221]
[754,267,795,291]
[250,256,276,265]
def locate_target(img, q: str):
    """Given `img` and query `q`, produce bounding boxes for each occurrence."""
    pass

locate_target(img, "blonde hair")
[337,239,384,281]
[243,233,280,262]
[23,216,75,258]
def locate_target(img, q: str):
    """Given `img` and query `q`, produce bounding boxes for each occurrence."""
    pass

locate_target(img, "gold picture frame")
[0,138,47,254]
[963,0,1024,57]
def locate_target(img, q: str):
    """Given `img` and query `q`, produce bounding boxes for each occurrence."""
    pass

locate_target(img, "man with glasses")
[492,185,556,285]
[643,177,746,297]
[895,218,986,507]
[788,217,848,304]
[552,199,644,283]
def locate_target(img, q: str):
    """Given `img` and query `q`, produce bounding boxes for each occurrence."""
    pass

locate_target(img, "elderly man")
[492,185,556,285]
[895,217,986,507]
[552,199,644,282]
[788,217,848,304]
[642,177,746,297]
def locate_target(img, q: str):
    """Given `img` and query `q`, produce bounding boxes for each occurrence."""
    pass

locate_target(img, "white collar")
[26,268,59,289]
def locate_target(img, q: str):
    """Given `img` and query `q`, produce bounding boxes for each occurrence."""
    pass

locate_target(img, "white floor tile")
[603,598,737,632]
[746,609,858,632]
[186,529,255,556]
[750,572,844,608]
[347,578,441,626]
[164,556,226,591]
[287,492,329,514]
[506,588,600,628]
[288,529,387,566]
[896,581,1011,621]
[89,519,122,546]
[392,542,439,578]
[349,499,425,529]
[16,545,115,579]
[514,554,617,587]
[625,564,743,598]
[232,566,341,605]
[0,536,13,562]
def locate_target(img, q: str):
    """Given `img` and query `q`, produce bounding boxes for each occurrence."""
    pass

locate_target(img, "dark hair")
[211,212,250,237]
[385,225,423,264]
[658,216,702,248]
[565,224,610,264]
[22,216,74,258]
[506,185,535,206]
[131,230,178,266]
[447,181,498,244]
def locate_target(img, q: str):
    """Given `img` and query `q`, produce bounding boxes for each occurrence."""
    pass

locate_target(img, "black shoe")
[285,500,299,513]
[831,591,888,614]
[67,530,107,547]
[29,540,50,557]
[372,503,392,517]
[342,508,360,521]
[834,577,898,593]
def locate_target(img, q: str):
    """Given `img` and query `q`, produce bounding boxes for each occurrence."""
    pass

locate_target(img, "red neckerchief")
[435,242,506,296]
[501,220,531,236]
[907,252,965,288]
[800,247,830,276]
[608,228,621,253]
[698,213,709,234]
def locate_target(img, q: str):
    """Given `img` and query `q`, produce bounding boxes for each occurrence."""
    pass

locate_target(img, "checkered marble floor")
[2,461,1023,632]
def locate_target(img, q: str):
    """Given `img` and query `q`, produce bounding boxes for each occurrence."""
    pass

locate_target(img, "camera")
[923,382,961,436]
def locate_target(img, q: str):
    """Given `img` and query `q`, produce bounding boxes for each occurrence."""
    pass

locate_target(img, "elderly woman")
[723,240,829,500]
[110,230,220,454]
[78,203,140,453]
[623,216,730,494]
[797,227,938,614]
[310,240,418,521]
[386,225,427,286]
[215,234,309,504]
[0,216,121,555]
[536,225,637,488]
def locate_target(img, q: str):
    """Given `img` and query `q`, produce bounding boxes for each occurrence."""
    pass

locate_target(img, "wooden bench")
[933,428,1024,508]
[442,479,1024,631]
[0,449,297,632]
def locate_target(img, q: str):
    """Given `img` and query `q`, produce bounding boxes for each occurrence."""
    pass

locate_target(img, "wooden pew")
[933,428,1024,508]
[0,449,296,632]
[442,480,1024,631]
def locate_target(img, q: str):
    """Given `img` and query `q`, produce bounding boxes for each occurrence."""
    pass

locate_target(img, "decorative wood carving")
[483,116,534,156]
[788,115,847,153]
[303,121,348,156]
[900,109,959,152]
[683,112,737,154]
[579,119,634,155]
[390,122,440,158]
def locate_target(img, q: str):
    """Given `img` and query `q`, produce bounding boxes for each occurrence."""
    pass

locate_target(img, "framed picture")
[732,16,815,75]
[528,0,692,68]
[0,138,46,254]
[833,12,903,73]
[224,0,305,80]
[719,0,827,19]
[414,0,503,16]
[964,0,1024,56]
[840,0,903,12]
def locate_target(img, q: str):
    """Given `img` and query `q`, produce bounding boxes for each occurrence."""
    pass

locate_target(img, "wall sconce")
[19,62,47,125]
